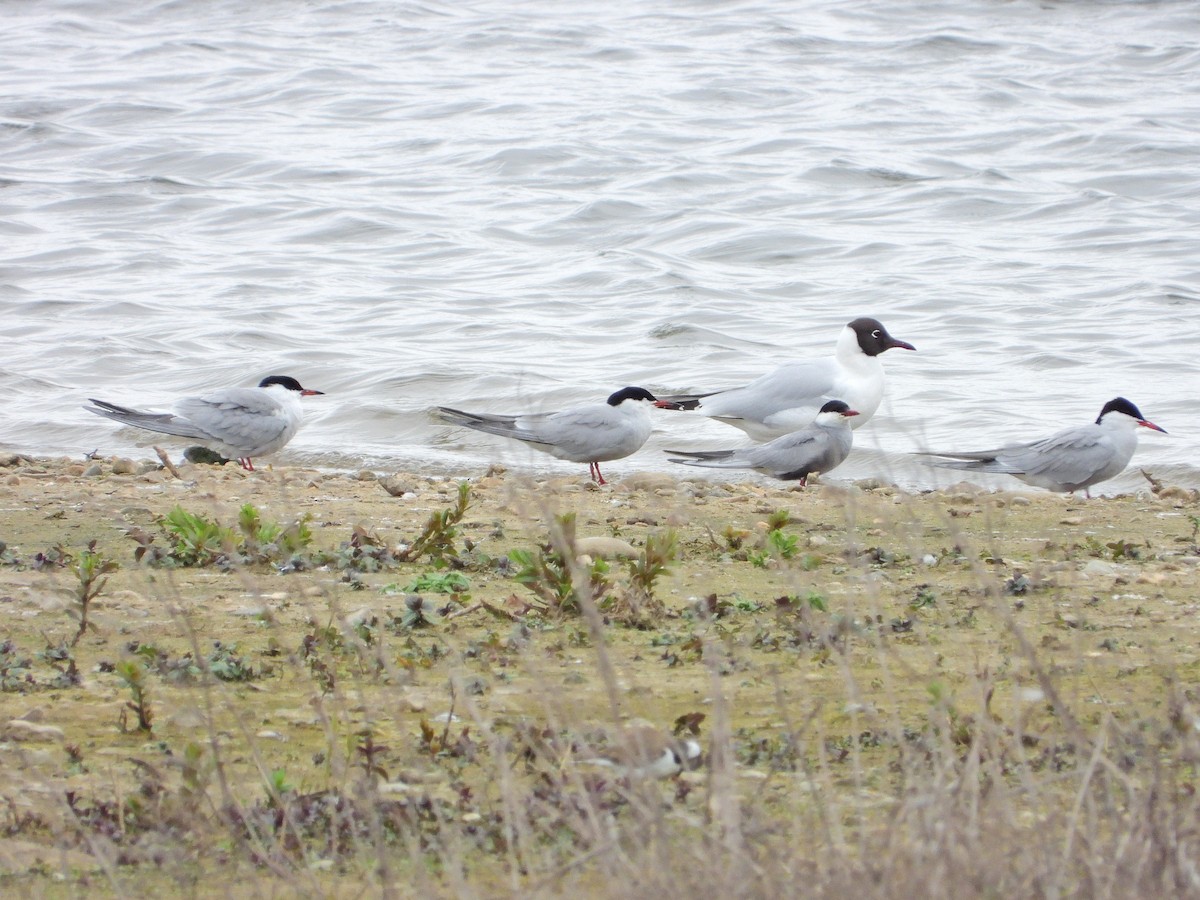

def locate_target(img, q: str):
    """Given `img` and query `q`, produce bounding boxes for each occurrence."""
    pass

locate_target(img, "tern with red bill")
[915,397,1166,497]
[85,375,324,471]
[435,386,679,485]
[658,317,914,441]
[666,400,858,485]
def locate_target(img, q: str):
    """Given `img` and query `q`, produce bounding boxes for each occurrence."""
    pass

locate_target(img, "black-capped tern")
[435,386,677,485]
[915,397,1166,497]
[85,375,324,472]
[666,399,858,485]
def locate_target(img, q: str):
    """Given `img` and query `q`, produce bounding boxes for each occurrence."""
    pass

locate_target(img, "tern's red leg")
[593,463,607,485]
[239,458,255,471]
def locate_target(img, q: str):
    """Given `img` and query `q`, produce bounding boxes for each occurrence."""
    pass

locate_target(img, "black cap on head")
[259,375,306,392]
[259,375,323,396]
[607,386,657,406]
[818,400,852,415]
[1097,397,1145,424]
[847,318,916,357]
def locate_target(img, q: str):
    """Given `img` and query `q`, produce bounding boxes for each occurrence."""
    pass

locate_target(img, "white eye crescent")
[871,329,881,338]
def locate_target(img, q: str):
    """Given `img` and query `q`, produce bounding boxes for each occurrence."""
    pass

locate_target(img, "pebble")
[111,458,138,476]
[574,536,639,559]
[379,476,414,497]
[615,472,679,493]
[83,465,103,477]
[1081,560,1124,577]
[2,720,65,743]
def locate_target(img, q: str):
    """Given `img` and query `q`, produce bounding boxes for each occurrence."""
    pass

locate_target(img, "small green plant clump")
[127,504,313,568]
[116,659,154,732]
[508,516,680,626]
[401,571,471,595]
[397,481,472,567]
[509,513,610,616]
[71,541,118,645]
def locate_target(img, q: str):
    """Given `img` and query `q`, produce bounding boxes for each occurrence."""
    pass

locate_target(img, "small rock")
[356,470,377,482]
[344,607,374,627]
[379,476,414,497]
[3,720,65,742]
[574,536,639,559]
[615,472,677,493]
[379,781,417,795]
[184,446,230,466]
[111,457,138,475]
[1060,516,1083,526]
[103,590,148,608]
[83,465,103,477]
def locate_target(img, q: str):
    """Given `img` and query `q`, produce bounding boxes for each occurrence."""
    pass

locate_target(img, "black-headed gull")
[85,375,324,471]
[660,317,914,441]
[666,400,858,485]
[915,397,1166,496]
[435,386,677,485]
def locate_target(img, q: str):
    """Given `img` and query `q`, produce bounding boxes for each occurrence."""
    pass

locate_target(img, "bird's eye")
[871,329,881,338]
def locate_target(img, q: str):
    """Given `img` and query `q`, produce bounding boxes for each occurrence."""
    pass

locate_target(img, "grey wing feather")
[997,429,1115,485]
[85,399,209,440]
[435,406,551,447]
[919,425,1113,483]
[176,390,290,446]
[692,360,836,422]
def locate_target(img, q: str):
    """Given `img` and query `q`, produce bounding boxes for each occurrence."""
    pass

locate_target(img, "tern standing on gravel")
[435,386,679,485]
[85,375,325,471]
[659,317,914,441]
[666,400,859,485]
[915,397,1166,497]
